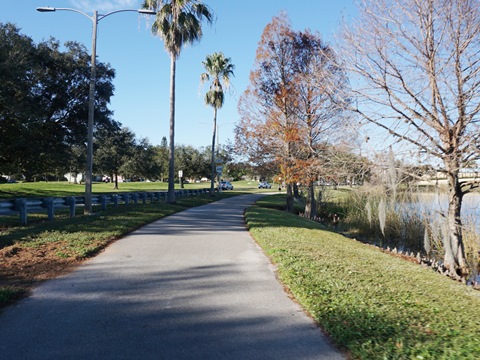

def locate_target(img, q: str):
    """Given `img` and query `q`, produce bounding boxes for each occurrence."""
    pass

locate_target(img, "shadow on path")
[0,194,344,359]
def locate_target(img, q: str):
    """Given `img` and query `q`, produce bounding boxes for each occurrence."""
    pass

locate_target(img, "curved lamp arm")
[36,7,156,22]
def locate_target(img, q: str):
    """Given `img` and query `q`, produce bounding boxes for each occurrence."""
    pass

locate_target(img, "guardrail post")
[66,196,76,218]
[43,197,55,221]
[5,190,192,226]
[91,196,99,209]
[99,195,107,211]
[112,194,118,207]
[14,198,28,225]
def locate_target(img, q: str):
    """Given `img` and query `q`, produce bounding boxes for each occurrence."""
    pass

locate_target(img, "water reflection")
[408,192,480,229]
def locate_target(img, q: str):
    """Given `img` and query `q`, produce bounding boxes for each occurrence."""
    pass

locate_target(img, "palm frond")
[200,52,235,110]
[147,0,213,58]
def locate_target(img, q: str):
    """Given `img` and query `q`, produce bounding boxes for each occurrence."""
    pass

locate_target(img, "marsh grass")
[246,194,480,359]
[329,186,480,283]
[463,221,480,284]
[332,187,427,253]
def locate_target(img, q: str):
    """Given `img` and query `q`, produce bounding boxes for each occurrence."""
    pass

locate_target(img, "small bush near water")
[247,195,480,359]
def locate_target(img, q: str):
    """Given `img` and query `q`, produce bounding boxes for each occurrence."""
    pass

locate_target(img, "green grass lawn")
[0,180,276,229]
[0,181,193,199]
[246,195,480,360]
[0,179,272,199]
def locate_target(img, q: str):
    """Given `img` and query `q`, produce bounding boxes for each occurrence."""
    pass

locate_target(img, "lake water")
[411,192,480,228]
[405,192,479,285]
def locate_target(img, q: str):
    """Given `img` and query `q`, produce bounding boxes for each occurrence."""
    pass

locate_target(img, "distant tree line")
[0,22,243,186]
[0,22,116,181]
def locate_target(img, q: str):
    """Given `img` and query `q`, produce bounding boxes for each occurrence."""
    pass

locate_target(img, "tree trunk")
[293,182,300,199]
[114,173,118,190]
[444,166,467,278]
[23,172,33,182]
[167,55,176,204]
[304,181,317,219]
[286,183,294,213]
[210,107,217,196]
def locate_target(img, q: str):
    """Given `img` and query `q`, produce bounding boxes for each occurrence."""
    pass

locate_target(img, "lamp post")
[37,6,156,214]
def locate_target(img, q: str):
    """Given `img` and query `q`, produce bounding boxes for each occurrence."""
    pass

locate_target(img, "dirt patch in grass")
[0,242,83,307]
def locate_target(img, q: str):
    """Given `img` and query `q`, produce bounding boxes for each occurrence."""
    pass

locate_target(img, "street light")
[37,6,156,215]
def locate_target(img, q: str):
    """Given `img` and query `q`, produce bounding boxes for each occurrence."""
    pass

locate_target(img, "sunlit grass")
[0,181,193,199]
[246,194,480,359]
[0,179,275,200]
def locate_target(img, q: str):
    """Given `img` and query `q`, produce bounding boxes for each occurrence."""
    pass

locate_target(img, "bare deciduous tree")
[236,13,351,214]
[236,13,302,212]
[295,30,352,218]
[338,0,480,278]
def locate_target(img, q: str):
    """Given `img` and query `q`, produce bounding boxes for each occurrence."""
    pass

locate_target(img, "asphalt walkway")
[0,194,344,359]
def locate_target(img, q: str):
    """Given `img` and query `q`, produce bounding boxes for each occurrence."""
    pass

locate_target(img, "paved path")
[0,194,344,359]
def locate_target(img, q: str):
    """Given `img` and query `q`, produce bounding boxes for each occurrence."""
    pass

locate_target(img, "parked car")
[220,181,234,190]
[258,181,272,189]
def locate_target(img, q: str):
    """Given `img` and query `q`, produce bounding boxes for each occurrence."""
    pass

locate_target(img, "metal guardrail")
[0,188,211,225]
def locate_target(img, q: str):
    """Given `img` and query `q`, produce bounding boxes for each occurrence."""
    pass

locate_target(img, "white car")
[258,181,272,189]
[220,181,234,190]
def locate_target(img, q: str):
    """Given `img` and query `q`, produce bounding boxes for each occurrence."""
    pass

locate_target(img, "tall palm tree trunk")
[167,55,176,203]
[210,107,217,195]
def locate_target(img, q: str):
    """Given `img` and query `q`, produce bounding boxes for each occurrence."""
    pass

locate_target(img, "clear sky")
[1,0,356,148]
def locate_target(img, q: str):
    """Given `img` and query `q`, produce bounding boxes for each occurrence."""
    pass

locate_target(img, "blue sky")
[2,0,356,148]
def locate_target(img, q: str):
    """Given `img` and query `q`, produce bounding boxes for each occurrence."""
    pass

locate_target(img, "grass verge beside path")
[246,195,480,360]
[0,192,242,308]
[0,179,266,199]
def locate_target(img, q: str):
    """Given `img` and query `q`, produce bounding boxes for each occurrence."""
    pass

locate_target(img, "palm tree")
[200,52,235,195]
[144,0,213,203]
